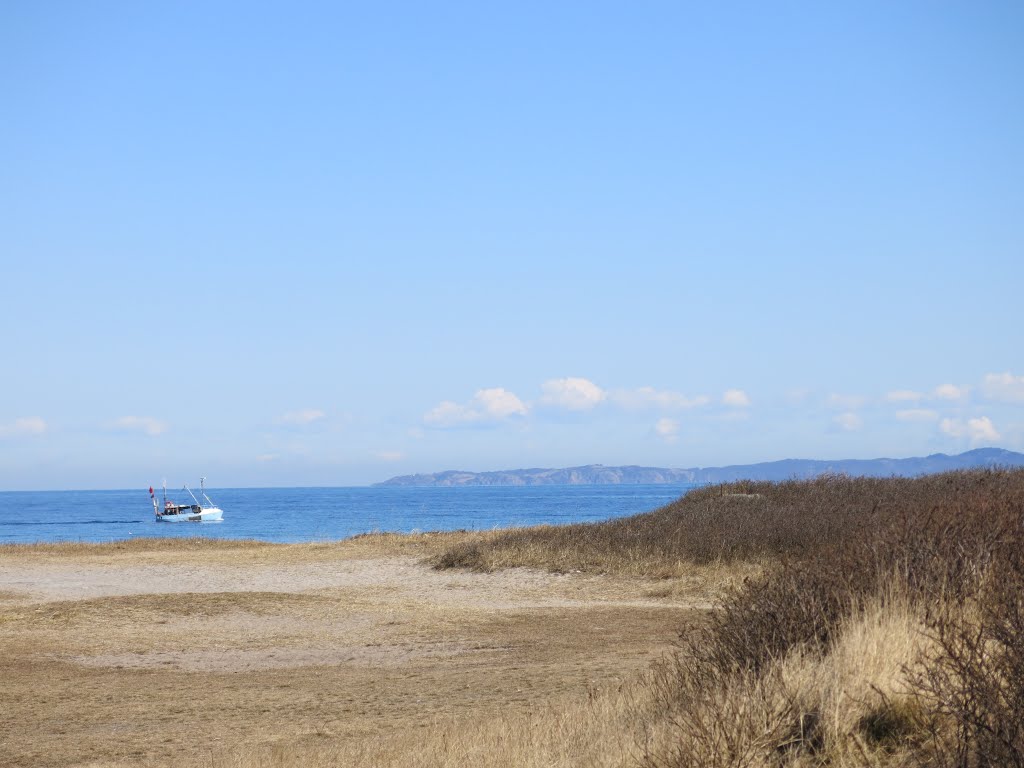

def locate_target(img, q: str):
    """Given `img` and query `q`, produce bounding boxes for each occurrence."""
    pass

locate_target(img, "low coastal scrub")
[436,469,1024,766]
[432,471,1019,575]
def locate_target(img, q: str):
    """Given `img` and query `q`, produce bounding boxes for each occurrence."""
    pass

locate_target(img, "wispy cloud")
[722,389,751,408]
[982,372,1024,403]
[0,416,47,437]
[834,412,863,431]
[895,408,940,422]
[424,387,528,427]
[886,390,924,403]
[111,416,167,436]
[827,393,867,410]
[539,377,606,411]
[654,417,680,443]
[611,387,710,411]
[786,388,813,405]
[934,384,969,401]
[278,409,327,426]
[373,450,404,462]
[940,416,1000,444]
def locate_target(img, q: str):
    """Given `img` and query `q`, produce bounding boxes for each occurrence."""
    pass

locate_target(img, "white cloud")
[424,387,528,427]
[827,393,867,410]
[424,401,468,426]
[940,416,1000,444]
[0,416,47,437]
[722,389,751,408]
[717,410,751,422]
[895,409,940,422]
[111,416,167,436]
[982,372,1024,403]
[834,412,863,431]
[654,417,680,443]
[476,387,529,418]
[934,384,968,401]
[611,387,710,411]
[886,390,924,403]
[373,450,404,462]
[972,416,1001,443]
[540,378,606,411]
[255,453,278,462]
[278,409,327,426]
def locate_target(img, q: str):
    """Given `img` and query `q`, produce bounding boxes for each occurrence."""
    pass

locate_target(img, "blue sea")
[0,484,697,545]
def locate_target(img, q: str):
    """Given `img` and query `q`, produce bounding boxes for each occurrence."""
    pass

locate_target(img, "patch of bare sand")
[70,642,475,671]
[0,542,711,767]
[0,555,695,608]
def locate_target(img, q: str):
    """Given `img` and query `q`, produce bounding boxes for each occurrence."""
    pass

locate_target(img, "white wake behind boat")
[151,477,223,522]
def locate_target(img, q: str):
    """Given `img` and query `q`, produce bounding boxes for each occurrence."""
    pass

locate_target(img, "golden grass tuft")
[207,678,649,768]
[638,583,936,768]
[776,585,934,763]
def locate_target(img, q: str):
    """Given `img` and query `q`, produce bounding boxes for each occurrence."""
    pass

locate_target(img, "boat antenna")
[162,479,167,509]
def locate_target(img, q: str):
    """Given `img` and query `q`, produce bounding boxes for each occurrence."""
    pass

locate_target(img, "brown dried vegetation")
[435,469,1024,766]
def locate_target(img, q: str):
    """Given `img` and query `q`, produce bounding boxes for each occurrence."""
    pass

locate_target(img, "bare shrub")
[631,470,1024,768]
[397,470,1024,767]
[641,650,803,768]
[912,545,1024,767]
[699,471,1024,674]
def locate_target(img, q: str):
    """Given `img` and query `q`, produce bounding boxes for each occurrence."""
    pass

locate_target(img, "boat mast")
[162,480,167,509]
[200,476,212,507]
[184,483,202,507]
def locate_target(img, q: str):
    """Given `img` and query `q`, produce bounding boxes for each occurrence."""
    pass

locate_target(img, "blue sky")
[2,2,1023,490]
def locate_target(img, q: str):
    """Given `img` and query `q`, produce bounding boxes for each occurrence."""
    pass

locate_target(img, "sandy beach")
[0,536,704,767]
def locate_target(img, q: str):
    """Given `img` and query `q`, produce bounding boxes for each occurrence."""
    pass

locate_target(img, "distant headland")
[375,447,1024,487]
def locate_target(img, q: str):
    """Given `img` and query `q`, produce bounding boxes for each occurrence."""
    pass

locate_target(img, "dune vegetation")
[429,469,1024,767]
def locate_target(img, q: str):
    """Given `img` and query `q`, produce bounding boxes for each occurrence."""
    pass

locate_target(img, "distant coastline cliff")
[375,448,1024,487]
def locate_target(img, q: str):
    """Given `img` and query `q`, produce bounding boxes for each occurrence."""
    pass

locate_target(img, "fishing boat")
[150,478,224,522]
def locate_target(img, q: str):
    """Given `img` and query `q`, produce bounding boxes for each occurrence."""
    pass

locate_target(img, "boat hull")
[155,507,223,523]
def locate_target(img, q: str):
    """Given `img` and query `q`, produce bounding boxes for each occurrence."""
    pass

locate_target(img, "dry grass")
[204,677,652,768]
[0,530,499,564]
[426,469,1024,767]
[431,471,1024,578]
[638,584,935,768]
[625,469,1024,768]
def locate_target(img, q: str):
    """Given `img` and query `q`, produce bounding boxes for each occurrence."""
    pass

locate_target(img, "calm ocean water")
[0,484,698,545]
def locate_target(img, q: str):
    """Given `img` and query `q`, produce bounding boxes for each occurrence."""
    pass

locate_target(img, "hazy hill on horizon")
[375,447,1024,487]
